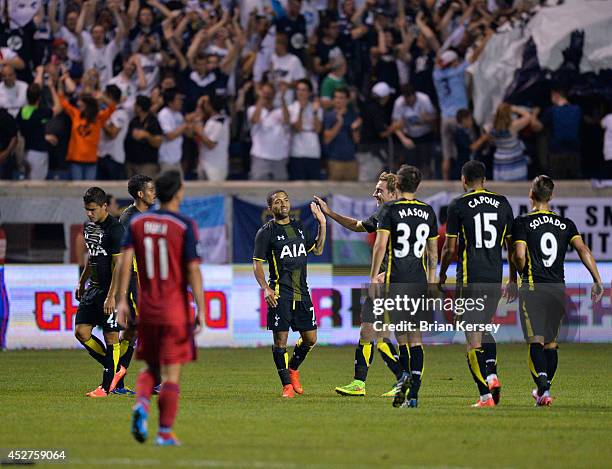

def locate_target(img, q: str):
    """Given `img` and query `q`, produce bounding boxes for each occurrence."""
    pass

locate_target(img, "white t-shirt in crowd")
[98,106,130,164]
[0,80,27,117]
[392,92,436,138]
[270,52,305,105]
[602,114,612,161]
[58,26,81,62]
[158,107,185,165]
[137,53,162,96]
[81,32,120,87]
[247,105,290,161]
[288,101,322,158]
[199,113,230,181]
[108,73,139,111]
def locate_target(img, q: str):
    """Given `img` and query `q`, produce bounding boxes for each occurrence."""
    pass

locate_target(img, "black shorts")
[519,284,565,343]
[458,283,503,326]
[267,297,317,332]
[75,286,122,332]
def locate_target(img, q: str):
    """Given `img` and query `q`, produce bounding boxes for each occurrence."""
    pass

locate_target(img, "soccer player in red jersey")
[117,170,205,446]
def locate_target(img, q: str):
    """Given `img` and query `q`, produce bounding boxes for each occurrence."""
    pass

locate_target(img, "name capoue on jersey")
[511,209,581,285]
[376,198,438,284]
[446,189,514,284]
[253,218,318,301]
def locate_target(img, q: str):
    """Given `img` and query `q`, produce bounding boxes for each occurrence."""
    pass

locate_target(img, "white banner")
[4,263,612,349]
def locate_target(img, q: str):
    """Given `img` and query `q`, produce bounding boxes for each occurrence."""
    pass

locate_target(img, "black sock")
[529,343,549,394]
[354,341,374,382]
[288,338,314,371]
[81,335,106,367]
[544,347,558,386]
[116,339,135,389]
[101,343,120,392]
[467,348,490,397]
[482,334,497,378]
[398,344,410,375]
[408,346,424,399]
[377,339,403,380]
[272,346,290,386]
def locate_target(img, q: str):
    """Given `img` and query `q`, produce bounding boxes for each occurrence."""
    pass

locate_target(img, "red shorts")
[136,322,196,365]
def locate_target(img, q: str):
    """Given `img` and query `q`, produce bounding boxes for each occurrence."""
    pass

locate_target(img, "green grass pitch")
[1,344,611,468]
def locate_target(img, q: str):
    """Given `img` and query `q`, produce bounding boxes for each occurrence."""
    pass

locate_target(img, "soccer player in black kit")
[512,175,603,406]
[370,165,439,408]
[74,187,124,397]
[439,161,516,407]
[253,190,327,398]
[314,173,406,397]
[109,175,156,395]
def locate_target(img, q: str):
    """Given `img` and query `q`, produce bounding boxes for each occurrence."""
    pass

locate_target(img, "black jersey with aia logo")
[377,199,438,284]
[83,215,124,292]
[253,219,317,301]
[446,189,514,284]
[512,210,580,285]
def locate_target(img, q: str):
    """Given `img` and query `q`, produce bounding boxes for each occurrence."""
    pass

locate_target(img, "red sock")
[135,369,156,411]
[158,382,180,432]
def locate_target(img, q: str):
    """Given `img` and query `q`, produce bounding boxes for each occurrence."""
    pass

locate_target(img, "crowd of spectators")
[0,0,609,182]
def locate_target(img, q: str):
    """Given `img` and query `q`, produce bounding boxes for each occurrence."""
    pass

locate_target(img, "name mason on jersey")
[529,215,567,231]
[467,195,500,209]
[398,207,430,220]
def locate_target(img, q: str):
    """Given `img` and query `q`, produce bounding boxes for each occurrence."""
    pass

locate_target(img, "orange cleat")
[109,365,127,393]
[282,384,295,398]
[86,386,108,398]
[289,369,303,395]
[471,397,495,408]
[488,376,501,405]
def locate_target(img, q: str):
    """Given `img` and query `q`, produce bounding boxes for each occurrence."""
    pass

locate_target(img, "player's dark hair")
[461,160,486,183]
[83,186,107,206]
[156,170,183,203]
[378,171,397,194]
[266,189,287,207]
[106,194,115,205]
[396,165,421,193]
[128,174,153,200]
[26,83,41,104]
[531,175,554,202]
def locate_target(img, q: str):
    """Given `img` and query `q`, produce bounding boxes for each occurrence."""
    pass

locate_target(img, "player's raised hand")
[310,202,326,225]
[104,294,116,316]
[313,196,330,215]
[591,282,604,303]
[263,285,278,308]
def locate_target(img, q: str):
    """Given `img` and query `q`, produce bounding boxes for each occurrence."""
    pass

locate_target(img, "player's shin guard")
[272,346,291,386]
[467,348,490,397]
[408,346,424,399]
[354,340,374,382]
[288,338,314,371]
[101,343,120,392]
[377,339,403,380]
[544,347,558,386]
[159,383,180,432]
[482,333,497,379]
[135,369,156,411]
[529,343,550,395]
[117,339,135,388]
[81,336,107,366]
[398,344,410,374]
